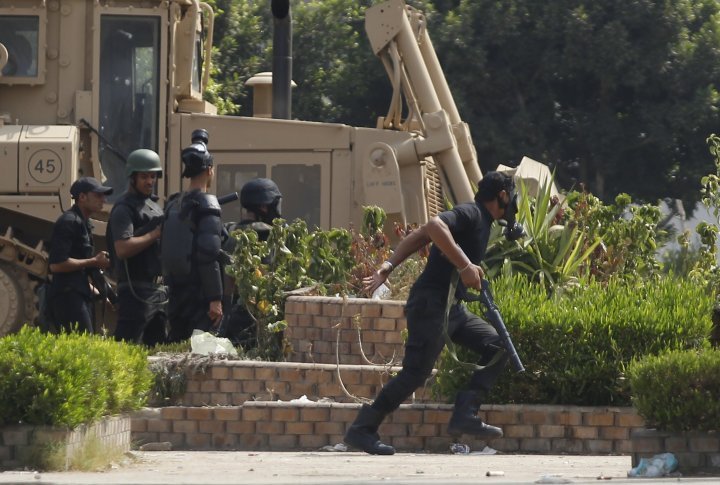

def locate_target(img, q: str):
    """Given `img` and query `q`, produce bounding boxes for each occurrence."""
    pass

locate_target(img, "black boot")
[344,404,395,455]
[447,390,503,439]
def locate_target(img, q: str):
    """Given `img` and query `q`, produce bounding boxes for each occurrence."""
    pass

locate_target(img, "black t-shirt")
[48,205,93,296]
[107,191,164,282]
[413,202,493,297]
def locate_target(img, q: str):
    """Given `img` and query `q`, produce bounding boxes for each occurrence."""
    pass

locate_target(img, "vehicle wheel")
[0,262,37,336]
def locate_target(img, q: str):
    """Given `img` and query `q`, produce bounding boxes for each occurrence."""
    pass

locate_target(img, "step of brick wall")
[131,401,643,455]
[150,358,437,407]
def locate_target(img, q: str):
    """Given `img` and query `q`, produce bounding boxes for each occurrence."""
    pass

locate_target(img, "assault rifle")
[465,279,525,373]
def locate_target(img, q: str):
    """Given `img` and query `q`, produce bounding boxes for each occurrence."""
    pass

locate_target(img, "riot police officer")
[163,130,226,342]
[220,178,283,347]
[107,149,168,346]
[48,177,113,333]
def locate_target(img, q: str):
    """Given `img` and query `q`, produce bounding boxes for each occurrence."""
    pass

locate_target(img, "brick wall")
[131,402,644,454]
[0,415,130,470]
[631,429,720,475]
[284,296,406,365]
[161,359,435,407]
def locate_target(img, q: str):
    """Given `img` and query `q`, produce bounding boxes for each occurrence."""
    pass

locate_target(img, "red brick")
[199,420,225,434]
[599,426,629,440]
[305,301,322,315]
[131,419,147,433]
[242,407,271,421]
[219,380,240,393]
[210,392,230,405]
[158,432,186,448]
[571,426,598,440]
[187,408,213,420]
[617,412,645,427]
[268,434,298,449]
[285,422,314,435]
[210,366,230,379]
[299,434,332,449]
[173,420,198,434]
[381,303,405,319]
[389,436,425,451]
[555,411,581,426]
[213,433,238,449]
[375,317,397,331]
[522,438,552,452]
[160,407,186,420]
[360,304,382,318]
[583,411,614,427]
[538,425,565,438]
[551,438,584,454]
[411,423,440,437]
[239,433,267,449]
[300,406,330,421]
[254,368,276,380]
[256,421,284,435]
[631,437,664,453]
[200,380,217,392]
[214,407,241,421]
[486,410,519,425]
[277,368,303,382]
[147,420,172,433]
[585,439,613,453]
[521,410,549,425]
[314,421,345,435]
[231,367,254,380]
[272,407,300,422]
[226,420,255,434]
[186,433,212,449]
[689,435,720,452]
[505,424,535,439]
[329,407,357,423]
[322,303,343,317]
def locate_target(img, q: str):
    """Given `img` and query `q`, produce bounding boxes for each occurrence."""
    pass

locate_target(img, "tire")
[0,262,36,336]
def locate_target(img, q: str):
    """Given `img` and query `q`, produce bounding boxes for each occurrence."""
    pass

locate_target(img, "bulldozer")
[0,0,552,336]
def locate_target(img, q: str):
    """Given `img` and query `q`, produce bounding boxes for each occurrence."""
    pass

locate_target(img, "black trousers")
[114,283,168,346]
[51,289,94,333]
[167,283,215,343]
[372,288,508,415]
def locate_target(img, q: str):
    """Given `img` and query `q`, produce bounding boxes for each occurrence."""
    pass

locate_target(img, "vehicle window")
[272,164,321,230]
[0,16,39,77]
[216,164,267,224]
[98,15,160,199]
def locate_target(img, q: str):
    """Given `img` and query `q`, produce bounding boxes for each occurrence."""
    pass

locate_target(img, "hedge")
[0,327,153,428]
[434,274,713,406]
[627,348,720,431]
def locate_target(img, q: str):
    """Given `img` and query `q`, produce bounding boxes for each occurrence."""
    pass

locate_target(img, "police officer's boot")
[344,404,395,455]
[447,390,503,439]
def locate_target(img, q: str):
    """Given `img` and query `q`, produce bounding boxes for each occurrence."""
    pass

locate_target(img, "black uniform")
[107,191,167,345]
[372,202,509,415]
[48,205,95,332]
[165,189,225,342]
[219,220,272,347]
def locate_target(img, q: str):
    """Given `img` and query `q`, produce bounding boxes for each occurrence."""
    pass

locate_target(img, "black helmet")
[191,128,209,146]
[181,142,214,178]
[240,178,282,208]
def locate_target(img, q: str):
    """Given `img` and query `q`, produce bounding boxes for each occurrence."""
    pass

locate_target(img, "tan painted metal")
[0,0,554,334]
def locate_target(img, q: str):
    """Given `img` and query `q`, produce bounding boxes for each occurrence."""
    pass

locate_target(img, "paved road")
[0,451,718,485]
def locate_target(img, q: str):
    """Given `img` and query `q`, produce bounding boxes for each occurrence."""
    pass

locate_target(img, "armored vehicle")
[0,0,547,335]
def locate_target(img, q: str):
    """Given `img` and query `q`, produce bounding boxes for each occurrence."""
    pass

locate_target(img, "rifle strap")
[442,270,506,372]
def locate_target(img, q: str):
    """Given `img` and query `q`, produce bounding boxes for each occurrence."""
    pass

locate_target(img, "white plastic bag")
[190,330,238,356]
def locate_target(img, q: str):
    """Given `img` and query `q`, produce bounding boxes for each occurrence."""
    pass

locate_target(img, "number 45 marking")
[34,159,57,173]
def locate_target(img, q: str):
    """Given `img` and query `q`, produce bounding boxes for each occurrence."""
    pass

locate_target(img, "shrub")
[0,327,153,428]
[433,273,713,406]
[628,349,720,432]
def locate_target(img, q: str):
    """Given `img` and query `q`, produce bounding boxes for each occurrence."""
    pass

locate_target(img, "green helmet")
[125,149,163,178]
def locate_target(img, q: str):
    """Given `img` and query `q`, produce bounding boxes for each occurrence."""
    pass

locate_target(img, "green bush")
[628,349,720,432]
[0,327,153,428]
[433,273,713,406]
